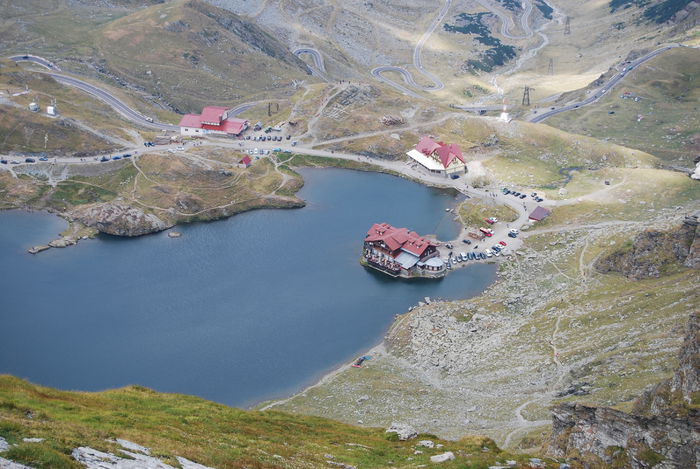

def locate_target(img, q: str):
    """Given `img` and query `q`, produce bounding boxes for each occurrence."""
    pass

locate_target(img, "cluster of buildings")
[362,223,445,278]
[178,106,248,137]
[407,136,467,176]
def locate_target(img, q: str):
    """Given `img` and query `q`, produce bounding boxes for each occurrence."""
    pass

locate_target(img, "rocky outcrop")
[70,201,171,237]
[595,219,700,278]
[547,313,700,468]
[385,423,418,441]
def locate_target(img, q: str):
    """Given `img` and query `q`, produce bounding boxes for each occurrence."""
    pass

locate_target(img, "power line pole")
[522,86,531,106]
[564,16,571,35]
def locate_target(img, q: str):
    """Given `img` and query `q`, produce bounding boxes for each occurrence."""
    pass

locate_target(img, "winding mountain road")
[476,0,534,40]
[530,44,680,123]
[293,48,329,82]
[10,55,178,131]
[371,0,451,96]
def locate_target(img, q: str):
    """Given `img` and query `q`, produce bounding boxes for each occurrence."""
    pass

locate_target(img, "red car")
[479,227,493,237]
[499,241,507,246]
[484,218,495,225]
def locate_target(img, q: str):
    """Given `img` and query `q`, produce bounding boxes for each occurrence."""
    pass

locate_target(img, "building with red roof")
[362,222,444,278]
[178,106,249,137]
[407,136,466,176]
[239,155,252,168]
[528,206,551,222]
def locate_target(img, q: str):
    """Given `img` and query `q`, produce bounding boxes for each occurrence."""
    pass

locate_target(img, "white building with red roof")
[362,222,445,278]
[178,106,249,137]
[406,136,467,176]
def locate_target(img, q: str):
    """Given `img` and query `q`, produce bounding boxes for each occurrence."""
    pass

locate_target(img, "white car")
[175,146,185,151]
[253,148,259,155]
[460,252,467,261]
[485,250,493,257]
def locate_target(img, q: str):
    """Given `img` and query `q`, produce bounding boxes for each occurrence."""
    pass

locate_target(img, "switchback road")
[530,44,680,123]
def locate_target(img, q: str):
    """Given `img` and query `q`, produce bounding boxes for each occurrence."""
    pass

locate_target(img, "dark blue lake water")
[0,168,496,407]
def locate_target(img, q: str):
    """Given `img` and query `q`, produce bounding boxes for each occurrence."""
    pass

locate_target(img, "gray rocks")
[429,452,455,463]
[21,438,44,443]
[0,437,9,452]
[71,439,216,469]
[72,202,170,237]
[0,457,34,469]
[385,423,417,440]
[48,238,76,248]
[416,440,434,448]
[548,313,700,468]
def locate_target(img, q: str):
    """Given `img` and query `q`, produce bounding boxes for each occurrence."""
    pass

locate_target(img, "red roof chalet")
[364,222,436,258]
[415,136,465,169]
[239,155,252,167]
[178,106,248,135]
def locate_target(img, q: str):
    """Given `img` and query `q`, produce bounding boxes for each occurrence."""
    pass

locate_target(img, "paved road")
[10,55,178,131]
[293,48,329,81]
[371,0,451,96]
[530,44,680,123]
[9,54,61,71]
[476,0,533,40]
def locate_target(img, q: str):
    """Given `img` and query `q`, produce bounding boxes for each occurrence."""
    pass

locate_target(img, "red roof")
[416,136,442,156]
[200,106,228,125]
[240,155,252,166]
[178,107,248,135]
[365,223,436,258]
[178,114,203,128]
[415,136,465,169]
[435,143,464,169]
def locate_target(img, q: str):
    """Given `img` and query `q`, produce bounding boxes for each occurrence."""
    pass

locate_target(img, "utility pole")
[522,86,531,106]
[564,16,571,35]
[548,58,554,75]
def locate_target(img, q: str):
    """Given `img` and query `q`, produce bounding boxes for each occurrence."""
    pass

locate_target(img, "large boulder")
[385,422,418,441]
[71,201,171,237]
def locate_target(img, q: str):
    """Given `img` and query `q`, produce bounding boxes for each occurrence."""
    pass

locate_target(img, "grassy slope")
[0,65,137,153]
[0,375,540,469]
[545,47,700,166]
[0,150,304,231]
[94,0,312,113]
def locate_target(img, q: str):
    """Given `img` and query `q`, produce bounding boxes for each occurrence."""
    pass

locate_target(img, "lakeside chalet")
[178,106,249,137]
[362,223,445,278]
[406,136,467,176]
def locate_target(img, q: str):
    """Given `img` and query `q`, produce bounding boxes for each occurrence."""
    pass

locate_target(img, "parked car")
[39,157,48,161]
[25,158,36,163]
[485,218,495,225]
[111,156,121,160]
[286,135,291,140]
[0,160,7,164]
[499,241,507,246]
[450,174,460,180]
[462,239,471,244]
[519,194,527,199]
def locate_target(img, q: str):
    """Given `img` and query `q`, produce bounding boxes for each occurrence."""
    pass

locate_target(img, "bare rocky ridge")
[547,312,700,468]
[594,214,700,278]
[70,201,172,237]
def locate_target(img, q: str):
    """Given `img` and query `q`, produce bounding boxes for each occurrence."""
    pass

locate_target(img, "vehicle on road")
[25,158,36,163]
[175,146,185,151]
[450,174,460,179]
[462,239,471,244]
[122,153,132,158]
[39,157,48,161]
[145,117,154,123]
[479,227,494,237]
[111,156,121,160]
[519,194,526,199]
[499,241,507,246]
[0,160,7,164]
